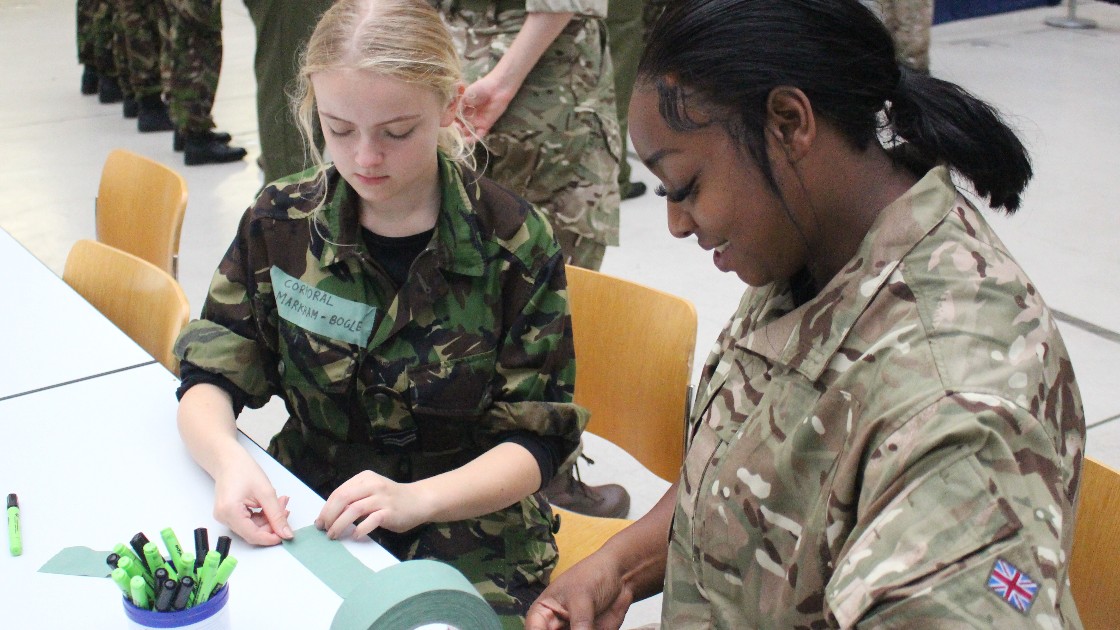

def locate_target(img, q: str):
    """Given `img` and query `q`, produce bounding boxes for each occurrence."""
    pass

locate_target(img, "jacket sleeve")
[826,394,1080,628]
[480,245,588,463]
[173,207,281,411]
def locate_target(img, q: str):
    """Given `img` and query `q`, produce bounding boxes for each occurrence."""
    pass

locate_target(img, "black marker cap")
[155,578,178,612]
[173,577,194,610]
[130,532,151,570]
[216,535,231,560]
[6,494,16,509]
[193,528,208,569]
[106,553,121,569]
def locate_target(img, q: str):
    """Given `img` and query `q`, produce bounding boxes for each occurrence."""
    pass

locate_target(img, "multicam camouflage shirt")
[435,0,622,249]
[175,153,587,622]
[664,167,1085,629]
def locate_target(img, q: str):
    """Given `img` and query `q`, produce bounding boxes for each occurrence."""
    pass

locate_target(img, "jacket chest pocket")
[407,349,496,454]
[276,318,359,396]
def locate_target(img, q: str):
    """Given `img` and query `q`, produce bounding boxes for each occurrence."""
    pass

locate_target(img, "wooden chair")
[95,148,188,278]
[551,267,697,578]
[565,265,698,483]
[552,507,633,578]
[63,239,190,375]
[1070,456,1120,629]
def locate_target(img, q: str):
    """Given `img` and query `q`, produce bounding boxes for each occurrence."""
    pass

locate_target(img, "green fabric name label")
[271,266,377,346]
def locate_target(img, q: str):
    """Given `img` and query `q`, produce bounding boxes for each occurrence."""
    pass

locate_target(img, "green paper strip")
[38,546,113,577]
[281,526,376,598]
[283,526,500,630]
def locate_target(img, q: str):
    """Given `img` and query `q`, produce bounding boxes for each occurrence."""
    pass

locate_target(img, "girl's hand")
[211,453,294,546]
[316,470,433,540]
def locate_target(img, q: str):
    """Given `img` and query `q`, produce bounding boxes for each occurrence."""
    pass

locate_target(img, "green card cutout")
[39,546,112,577]
[281,525,375,598]
[283,526,500,630]
[270,266,377,346]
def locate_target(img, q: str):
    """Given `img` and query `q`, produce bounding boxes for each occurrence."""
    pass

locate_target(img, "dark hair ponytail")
[888,67,1031,212]
[639,0,1032,213]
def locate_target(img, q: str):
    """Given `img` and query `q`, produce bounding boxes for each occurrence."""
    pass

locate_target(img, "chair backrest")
[552,507,633,578]
[565,265,698,482]
[95,148,188,278]
[1070,456,1120,629]
[63,239,191,375]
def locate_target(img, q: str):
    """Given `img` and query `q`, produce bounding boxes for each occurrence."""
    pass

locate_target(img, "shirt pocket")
[407,349,496,453]
[275,317,359,396]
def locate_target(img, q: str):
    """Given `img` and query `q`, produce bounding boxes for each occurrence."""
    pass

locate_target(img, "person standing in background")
[242,0,334,184]
[606,0,647,200]
[164,0,247,165]
[433,0,630,520]
[117,0,175,132]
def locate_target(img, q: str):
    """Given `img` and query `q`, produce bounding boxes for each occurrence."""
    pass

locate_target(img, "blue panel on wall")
[934,0,1061,24]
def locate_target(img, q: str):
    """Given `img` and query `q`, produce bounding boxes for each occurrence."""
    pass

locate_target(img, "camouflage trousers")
[79,0,122,81]
[164,0,222,132]
[439,5,622,268]
[116,0,167,99]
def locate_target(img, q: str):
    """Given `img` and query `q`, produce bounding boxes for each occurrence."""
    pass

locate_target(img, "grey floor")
[2,1,1119,627]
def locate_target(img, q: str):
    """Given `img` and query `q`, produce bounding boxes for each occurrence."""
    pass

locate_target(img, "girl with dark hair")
[526,0,1085,627]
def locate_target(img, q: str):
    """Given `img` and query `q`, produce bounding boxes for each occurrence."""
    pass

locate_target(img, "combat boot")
[98,77,123,104]
[81,65,98,95]
[122,96,139,119]
[543,462,630,519]
[173,129,231,152]
[182,132,247,166]
[137,96,174,132]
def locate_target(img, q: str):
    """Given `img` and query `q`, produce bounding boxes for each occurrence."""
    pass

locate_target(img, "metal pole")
[1046,0,1098,29]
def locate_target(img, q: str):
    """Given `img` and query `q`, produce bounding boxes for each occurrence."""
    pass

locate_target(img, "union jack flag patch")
[987,558,1038,614]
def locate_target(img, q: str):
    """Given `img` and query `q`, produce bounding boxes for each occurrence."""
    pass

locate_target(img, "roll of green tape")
[283,526,501,630]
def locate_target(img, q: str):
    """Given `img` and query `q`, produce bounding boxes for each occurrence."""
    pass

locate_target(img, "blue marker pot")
[123,584,230,629]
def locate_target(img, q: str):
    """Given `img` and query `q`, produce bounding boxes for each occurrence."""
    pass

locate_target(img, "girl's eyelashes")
[327,126,352,137]
[385,126,416,140]
[654,178,697,203]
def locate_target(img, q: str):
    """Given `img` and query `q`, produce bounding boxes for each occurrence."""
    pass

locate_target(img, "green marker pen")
[130,575,151,610]
[110,567,132,599]
[192,550,220,607]
[198,554,236,604]
[7,494,21,556]
[117,555,155,592]
[143,541,177,581]
[207,556,238,601]
[160,527,184,571]
[176,551,196,583]
[113,543,145,574]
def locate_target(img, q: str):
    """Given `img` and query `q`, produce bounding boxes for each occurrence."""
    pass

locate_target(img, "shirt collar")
[737,166,959,380]
[313,152,487,276]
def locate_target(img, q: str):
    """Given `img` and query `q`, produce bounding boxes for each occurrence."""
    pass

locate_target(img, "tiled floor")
[2,1,1118,627]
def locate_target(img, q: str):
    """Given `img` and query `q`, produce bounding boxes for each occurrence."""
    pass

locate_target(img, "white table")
[0,227,156,400]
[0,363,399,628]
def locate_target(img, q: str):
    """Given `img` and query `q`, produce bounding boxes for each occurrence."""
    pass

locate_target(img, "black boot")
[98,77,123,104]
[622,181,647,200]
[182,131,247,166]
[122,96,139,119]
[81,65,98,95]
[173,129,231,152]
[137,96,174,132]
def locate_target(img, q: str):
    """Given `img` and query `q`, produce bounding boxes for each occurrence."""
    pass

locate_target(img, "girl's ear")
[764,86,816,163]
[442,82,466,127]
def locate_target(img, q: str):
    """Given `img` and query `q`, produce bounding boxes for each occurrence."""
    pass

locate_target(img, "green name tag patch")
[271,266,377,346]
